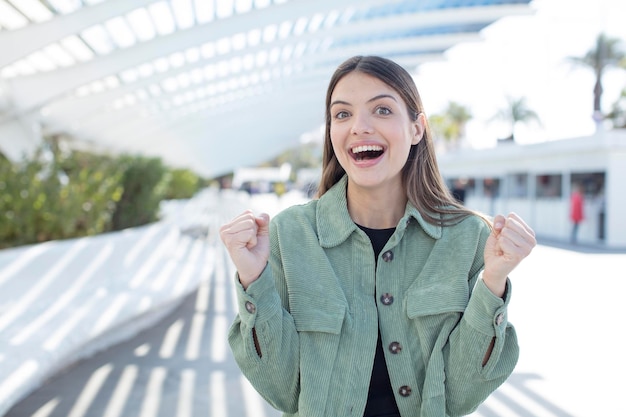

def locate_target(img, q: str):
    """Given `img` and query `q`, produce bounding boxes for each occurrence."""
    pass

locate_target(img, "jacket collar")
[316,175,442,248]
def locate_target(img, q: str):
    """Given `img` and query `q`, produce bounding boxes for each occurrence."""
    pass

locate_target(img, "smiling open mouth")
[351,145,384,161]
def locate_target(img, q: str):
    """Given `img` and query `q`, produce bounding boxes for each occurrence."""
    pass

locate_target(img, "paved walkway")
[3,192,625,417]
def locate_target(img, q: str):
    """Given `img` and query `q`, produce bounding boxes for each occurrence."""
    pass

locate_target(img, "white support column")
[605,147,626,247]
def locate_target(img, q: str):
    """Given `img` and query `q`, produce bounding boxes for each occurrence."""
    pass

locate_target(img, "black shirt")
[358,224,401,417]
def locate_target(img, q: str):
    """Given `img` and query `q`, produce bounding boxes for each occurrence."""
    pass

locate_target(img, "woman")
[220,56,536,417]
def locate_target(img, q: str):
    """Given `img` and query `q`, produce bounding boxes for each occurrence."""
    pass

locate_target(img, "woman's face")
[329,71,424,194]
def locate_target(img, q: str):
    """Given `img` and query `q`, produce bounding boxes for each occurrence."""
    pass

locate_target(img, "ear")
[411,113,426,145]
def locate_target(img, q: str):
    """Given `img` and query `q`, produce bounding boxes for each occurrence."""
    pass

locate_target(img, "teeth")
[352,145,383,154]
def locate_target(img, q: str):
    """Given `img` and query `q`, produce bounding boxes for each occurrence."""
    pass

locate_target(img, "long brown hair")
[317,55,479,227]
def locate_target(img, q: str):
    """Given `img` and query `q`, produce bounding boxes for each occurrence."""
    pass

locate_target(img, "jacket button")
[380,293,394,305]
[389,341,402,354]
[382,250,394,262]
[245,301,256,314]
[399,385,412,397]
[495,313,504,326]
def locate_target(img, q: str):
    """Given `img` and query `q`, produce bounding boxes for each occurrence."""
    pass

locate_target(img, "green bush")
[109,156,168,231]
[0,150,123,249]
[0,145,209,248]
[164,168,201,200]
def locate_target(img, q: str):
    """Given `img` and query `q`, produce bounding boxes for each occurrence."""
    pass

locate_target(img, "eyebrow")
[330,94,398,108]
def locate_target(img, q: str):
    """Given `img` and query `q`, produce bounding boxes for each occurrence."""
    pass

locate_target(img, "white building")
[438,129,626,248]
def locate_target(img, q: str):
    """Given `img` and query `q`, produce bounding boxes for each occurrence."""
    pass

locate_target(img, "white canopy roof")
[0,0,533,177]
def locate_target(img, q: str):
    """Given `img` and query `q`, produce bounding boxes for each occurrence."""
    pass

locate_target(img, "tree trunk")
[594,77,603,113]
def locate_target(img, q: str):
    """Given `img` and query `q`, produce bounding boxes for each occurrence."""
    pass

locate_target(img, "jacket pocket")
[405,281,468,318]
[289,292,346,334]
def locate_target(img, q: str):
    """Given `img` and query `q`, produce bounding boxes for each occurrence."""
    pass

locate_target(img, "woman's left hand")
[483,212,536,297]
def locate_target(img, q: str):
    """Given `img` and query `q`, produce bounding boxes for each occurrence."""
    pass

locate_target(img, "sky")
[412,0,626,148]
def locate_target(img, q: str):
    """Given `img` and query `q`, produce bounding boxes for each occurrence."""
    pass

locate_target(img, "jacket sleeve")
[227,225,301,413]
[443,224,519,416]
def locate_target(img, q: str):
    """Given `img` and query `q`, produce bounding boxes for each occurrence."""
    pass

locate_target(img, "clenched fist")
[219,210,271,289]
[483,212,536,297]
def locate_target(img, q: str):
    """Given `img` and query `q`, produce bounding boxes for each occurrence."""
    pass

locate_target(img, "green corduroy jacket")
[228,176,518,417]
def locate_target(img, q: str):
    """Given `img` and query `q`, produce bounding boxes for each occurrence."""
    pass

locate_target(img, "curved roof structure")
[0,0,533,177]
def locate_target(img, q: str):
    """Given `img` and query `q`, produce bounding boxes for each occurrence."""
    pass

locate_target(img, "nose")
[350,112,373,135]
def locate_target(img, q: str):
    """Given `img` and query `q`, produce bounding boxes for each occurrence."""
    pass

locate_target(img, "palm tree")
[606,87,626,129]
[568,33,625,117]
[429,101,472,149]
[492,96,540,142]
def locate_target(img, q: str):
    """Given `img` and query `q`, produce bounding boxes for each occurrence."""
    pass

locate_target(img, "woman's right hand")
[219,210,271,289]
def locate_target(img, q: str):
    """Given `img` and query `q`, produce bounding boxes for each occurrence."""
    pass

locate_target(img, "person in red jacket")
[570,183,584,243]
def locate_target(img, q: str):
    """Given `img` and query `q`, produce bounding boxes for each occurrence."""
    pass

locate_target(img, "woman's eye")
[375,106,392,115]
[335,111,350,119]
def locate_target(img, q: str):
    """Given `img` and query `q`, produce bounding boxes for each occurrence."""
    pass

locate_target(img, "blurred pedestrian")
[570,183,585,243]
[220,55,536,417]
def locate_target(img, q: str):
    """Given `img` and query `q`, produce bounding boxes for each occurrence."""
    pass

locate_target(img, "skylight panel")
[281,44,293,61]
[242,53,254,70]
[339,8,355,24]
[136,89,149,101]
[216,37,231,55]
[324,10,340,28]
[232,33,246,51]
[203,64,216,81]
[103,75,120,89]
[278,21,292,39]
[138,63,154,78]
[217,60,229,77]
[171,0,195,29]
[105,17,137,48]
[292,17,308,36]
[120,68,139,83]
[47,0,81,14]
[10,0,53,22]
[308,13,324,33]
[26,51,56,72]
[43,43,76,67]
[253,0,270,9]
[81,25,115,55]
[0,1,30,29]
[234,0,253,14]
[111,97,125,110]
[318,37,333,51]
[75,85,91,97]
[185,47,200,63]
[162,77,179,93]
[13,59,37,76]
[123,93,137,107]
[176,72,191,89]
[255,50,268,67]
[200,42,216,59]
[126,8,157,42]
[247,29,261,47]
[149,1,176,36]
[148,84,162,96]
[1,66,18,79]
[190,68,203,84]
[153,57,170,73]
[193,0,214,23]
[60,36,95,61]
[262,24,277,43]
[268,47,280,64]
[293,41,306,58]
[88,80,105,94]
[238,74,249,88]
[230,56,242,73]
[216,0,233,18]
[168,51,186,68]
